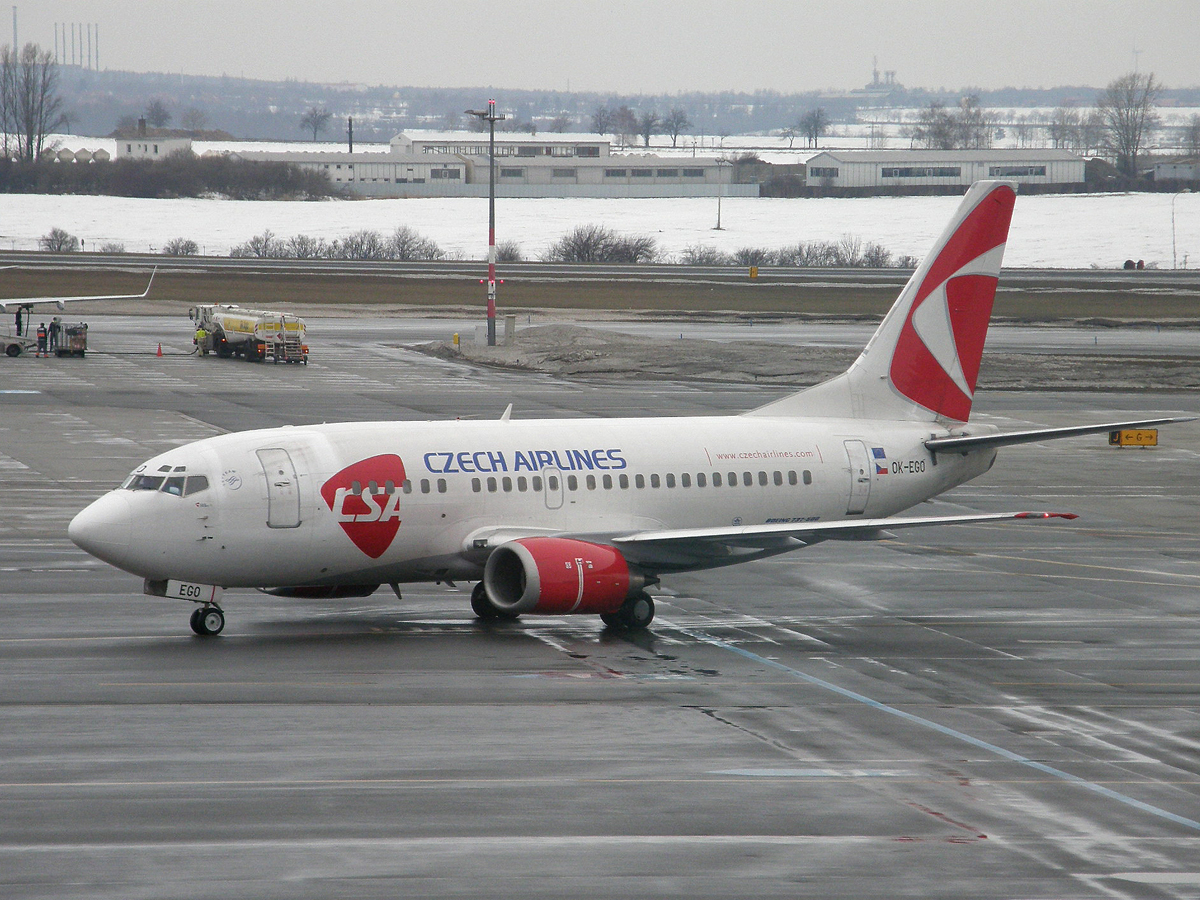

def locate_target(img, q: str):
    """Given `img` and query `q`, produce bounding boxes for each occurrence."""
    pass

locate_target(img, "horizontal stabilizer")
[926,417,1195,453]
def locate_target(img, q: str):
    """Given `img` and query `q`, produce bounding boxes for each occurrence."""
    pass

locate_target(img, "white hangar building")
[234,131,750,198]
[804,149,1086,189]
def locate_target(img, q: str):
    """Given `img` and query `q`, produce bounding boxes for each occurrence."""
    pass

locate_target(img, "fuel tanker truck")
[189,304,308,364]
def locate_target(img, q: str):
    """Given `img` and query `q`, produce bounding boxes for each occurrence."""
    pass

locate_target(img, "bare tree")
[798,108,829,148]
[300,106,332,141]
[39,227,79,252]
[1048,107,1080,149]
[144,98,171,128]
[662,107,691,147]
[637,110,660,147]
[180,107,208,133]
[590,106,612,135]
[4,44,66,162]
[1098,71,1162,176]
[1184,114,1200,157]
[611,105,638,146]
[953,95,991,149]
[779,126,797,150]
[547,114,571,133]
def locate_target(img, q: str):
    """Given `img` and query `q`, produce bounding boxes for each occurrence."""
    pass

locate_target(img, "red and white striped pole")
[486,99,497,347]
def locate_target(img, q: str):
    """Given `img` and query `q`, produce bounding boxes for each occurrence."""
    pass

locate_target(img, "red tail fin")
[747,181,1016,423]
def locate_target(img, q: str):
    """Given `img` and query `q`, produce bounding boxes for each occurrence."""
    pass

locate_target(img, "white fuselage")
[72,413,994,589]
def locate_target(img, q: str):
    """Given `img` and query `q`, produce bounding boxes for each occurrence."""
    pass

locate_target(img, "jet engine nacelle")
[483,537,647,615]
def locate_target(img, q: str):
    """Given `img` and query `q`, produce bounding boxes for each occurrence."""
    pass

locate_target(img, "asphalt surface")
[2,316,1200,899]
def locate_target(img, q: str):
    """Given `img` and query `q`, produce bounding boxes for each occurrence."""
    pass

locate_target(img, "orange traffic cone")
[156,343,163,357]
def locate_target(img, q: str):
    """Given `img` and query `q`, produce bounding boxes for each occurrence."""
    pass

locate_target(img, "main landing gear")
[601,592,656,630]
[470,582,519,621]
[189,604,225,636]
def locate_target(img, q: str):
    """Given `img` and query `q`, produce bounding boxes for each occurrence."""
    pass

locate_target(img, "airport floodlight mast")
[466,100,505,346]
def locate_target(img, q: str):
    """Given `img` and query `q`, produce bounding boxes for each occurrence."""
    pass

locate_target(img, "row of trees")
[590,106,692,147]
[904,74,1167,177]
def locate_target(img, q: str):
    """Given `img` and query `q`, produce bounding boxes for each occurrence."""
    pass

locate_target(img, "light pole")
[1172,188,1191,270]
[466,100,506,346]
[714,158,731,230]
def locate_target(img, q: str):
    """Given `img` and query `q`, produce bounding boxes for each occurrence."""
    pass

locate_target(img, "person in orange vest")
[35,322,48,357]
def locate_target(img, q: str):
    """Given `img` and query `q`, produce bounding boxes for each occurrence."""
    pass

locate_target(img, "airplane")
[68,181,1187,637]
[1,268,156,355]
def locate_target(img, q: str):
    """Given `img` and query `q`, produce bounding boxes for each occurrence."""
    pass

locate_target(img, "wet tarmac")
[2,317,1199,898]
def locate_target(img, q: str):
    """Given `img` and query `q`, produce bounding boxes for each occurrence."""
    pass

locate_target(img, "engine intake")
[483,537,647,615]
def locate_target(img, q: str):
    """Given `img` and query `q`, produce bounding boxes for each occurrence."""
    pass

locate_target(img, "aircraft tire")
[191,605,225,636]
[617,592,655,629]
[5,343,20,357]
[599,612,622,628]
[471,582,519,620]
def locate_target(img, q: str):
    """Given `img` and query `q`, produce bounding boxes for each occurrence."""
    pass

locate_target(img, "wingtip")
[1015,512,1078,520]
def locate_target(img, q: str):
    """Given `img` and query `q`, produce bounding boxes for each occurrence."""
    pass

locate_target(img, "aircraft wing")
[607,511,1077,571]
[0,269,156,311]
[925,417,1194,453]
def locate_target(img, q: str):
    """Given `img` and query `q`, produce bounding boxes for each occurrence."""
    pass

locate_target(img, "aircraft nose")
[69,492,133,563]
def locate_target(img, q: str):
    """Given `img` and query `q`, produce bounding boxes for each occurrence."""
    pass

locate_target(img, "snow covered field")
[1,190,1197,269]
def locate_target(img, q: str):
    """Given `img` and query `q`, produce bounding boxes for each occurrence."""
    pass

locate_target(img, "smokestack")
[348,117,353,153]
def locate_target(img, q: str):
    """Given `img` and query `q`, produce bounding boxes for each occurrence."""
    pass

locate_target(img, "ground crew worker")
[195,325,208,356]
[48,317,61,352]
[15,308,23,335]
[35,322,47,357]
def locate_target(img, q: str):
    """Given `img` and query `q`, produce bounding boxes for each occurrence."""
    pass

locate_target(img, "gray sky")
[21,1,1200,94]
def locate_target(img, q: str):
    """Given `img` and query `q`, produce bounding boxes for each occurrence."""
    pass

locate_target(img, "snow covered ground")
[2,190,1197,269]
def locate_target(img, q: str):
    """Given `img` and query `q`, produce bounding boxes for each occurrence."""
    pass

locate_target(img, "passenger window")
[517,476,528,492]
[532,476,543,491]
[650,474,660,488]
[619,474,629,489]
[773,471,783,486]
[743,472,753,486]
[437,478,447,493]
[162,476,186,496]
[351,481,362,495]
[420,479,431,494]
[403,480,413,494]
[758,471,768,486]
[788,471,798,486]
[665,473,676,488]
[183,475,209,496]
[385,480,396,494]
[602,474,613,489]
[728,472,737,486]
[472,477,482,493]
[567,475,578,491]
[487,477,498,492]
[547,475,559,490]
[680,473,690,488]
[502,476,513,492]
[696,472,706,487]
[712,472,722,487]
[635,474,645,489]
[586,474,596,490]
[803,470,812,485]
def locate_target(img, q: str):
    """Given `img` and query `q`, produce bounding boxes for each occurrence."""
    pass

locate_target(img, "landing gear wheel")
[616,592,655,629]
[5,343,20,357]
[470,582,519,621]
[599,612,622,628]
[471,582,497,620]
[190,605,225,636]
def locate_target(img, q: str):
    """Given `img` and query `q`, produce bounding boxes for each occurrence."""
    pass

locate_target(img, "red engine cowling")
[483,537,645,615]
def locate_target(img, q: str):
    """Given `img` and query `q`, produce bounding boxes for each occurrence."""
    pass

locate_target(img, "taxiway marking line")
[667,621,1200,834]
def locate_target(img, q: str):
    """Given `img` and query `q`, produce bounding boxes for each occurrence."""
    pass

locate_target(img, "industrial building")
[804,149,1086,189]
[233,131,748,198]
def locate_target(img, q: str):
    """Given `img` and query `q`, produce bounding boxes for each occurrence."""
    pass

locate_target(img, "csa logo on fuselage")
[319,454,407,559]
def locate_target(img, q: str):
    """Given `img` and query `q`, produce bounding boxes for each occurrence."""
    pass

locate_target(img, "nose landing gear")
[189,604,225,636]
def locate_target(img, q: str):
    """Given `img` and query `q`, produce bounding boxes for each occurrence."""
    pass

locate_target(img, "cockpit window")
[129,475,166,491]
[163,476,186,496]
[183,475,209,496]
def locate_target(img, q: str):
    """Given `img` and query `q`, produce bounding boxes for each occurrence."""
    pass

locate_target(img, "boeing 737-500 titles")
[69,183,1186,635]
